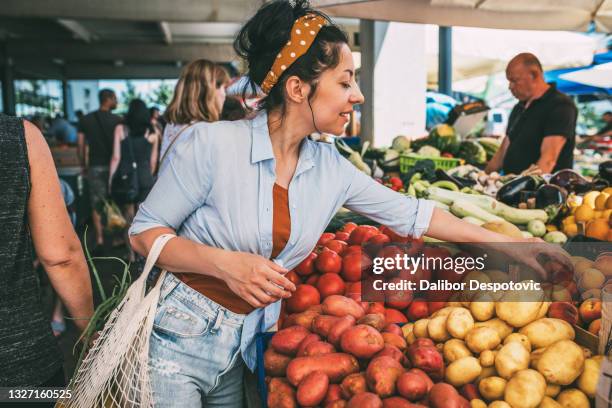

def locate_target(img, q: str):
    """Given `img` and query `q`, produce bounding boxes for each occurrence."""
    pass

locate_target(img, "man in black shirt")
[485,53,577,175]
[77,89,121,248]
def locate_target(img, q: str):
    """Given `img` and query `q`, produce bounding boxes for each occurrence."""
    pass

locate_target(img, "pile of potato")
[404,296,605,408]
[265,294,469,407]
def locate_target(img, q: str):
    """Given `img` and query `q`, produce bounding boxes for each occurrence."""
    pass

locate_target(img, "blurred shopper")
[109,99,159,261]
[149,106,164,135]
[595,111,612,138]
[486,53,577,175]
[77,89,121,249]
[221,95,248,121]
[49,113,78,144]
[0,115,93,394]
[159,60,229,172]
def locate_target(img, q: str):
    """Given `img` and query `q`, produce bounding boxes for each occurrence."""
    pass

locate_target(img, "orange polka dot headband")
[260,14,327,94]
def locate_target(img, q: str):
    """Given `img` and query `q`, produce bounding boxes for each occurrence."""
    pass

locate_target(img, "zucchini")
[526,220,546,237]
[491,202,548,225]
[450,200,504,223]
[543,231,568,244]
[433,201,450,211]
[431,180,459,191]
[462,216,485,226]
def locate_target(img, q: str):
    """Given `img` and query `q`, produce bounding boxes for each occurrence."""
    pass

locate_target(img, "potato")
[283,306,322,330]
[366,356,405,398]
[475,318,513,340]
[323,295,365,319]
[413,319,430,338]
[495,342,530,379]
[432,306,458,318]
[429,382,471,408]
[408,368,434,392]
[382,332,407,351]
[324,384,343,404]
[518,318,574,349]
[447,307,475,339]
[296,333,322,355]
[407,343,444,380]
[340,325,385,359]
[381,397,418,408]
[445,356,482,387]
[496,296,544,328]
[313,315,343,337]
[536,340,584,385]
[538,396,562,408]
[326,400,348,408]
[504,369,546,408]
[428,315,451,342]
[268,377,297,408]
[270,325,311,355]
[460,383,481,402]
[476,366,498,385]
[545,384,561,398]
[401,323,414,339]
[358,313,387,331]
[286,353,359,386]
[479,350,495,367]
[443,339,472,363]
[328,315,357,346]
[396,372,427,401]
[478,376,506,401]
[529,347,546,369]
[374,344,409,366]
[471,399,487,408]
[347,392,382,408]
[502,333,531,352]
[471,301,496,322]
[340,372,367,399]
[297,370,329,407]
[465,327,501,353]
[264,348,293,376]
[556,389,589,408]
[299,341,336,357]
[488,402,511,408]
[577,357,603,398]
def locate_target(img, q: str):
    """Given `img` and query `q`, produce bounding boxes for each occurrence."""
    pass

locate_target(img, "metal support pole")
[61,78,69,118]
[438,26,452,96]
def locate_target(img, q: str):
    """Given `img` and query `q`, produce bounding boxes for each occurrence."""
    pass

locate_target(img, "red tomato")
[406,299,429,321]
[345,281,362,296]
[344,245,362,255]
[295,252,318,276]
[441,152,454,158]
[375,245,405,277]
[305,274,319,286]
[335,231,350,241]
[315,249,342,274]
[286,284,321,313]
[317,273,346,299]
[427,301,446,315]
[324,239,348,256]
[317,232,336,246]
[341,251,372,282]
[385,308,408,324]
[348,225,379,245]
[379,225,410,244]
[364,234,391,257]
[389,176,403,189]
[404,236,425,256]
[341,222,358,234]
[285,270,301,286]
[385,277,413,310]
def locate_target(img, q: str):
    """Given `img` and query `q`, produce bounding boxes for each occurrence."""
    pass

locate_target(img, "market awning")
[316,0,612,32]
[545,52,612,95]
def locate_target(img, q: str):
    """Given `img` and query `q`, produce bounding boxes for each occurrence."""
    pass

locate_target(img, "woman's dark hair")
[125,99,153,137]
[234,0,348,113]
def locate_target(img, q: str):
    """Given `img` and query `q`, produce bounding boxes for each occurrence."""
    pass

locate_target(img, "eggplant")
[496,175,543,206]
[434,169,475,188]
[549,169,591,194]
[599,160,612,183]
[535,184,567,209]
[591,176,610,191]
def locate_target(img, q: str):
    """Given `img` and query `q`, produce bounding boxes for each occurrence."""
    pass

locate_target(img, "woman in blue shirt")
[129,1,568,406]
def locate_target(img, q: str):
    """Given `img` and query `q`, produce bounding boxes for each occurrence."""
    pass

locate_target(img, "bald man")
[485,53,577,175]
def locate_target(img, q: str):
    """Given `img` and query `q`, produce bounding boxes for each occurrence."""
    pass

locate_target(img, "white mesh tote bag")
[60,233,176,408]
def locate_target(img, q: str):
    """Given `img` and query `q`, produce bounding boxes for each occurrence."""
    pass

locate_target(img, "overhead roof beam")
[159,22,172,45]
[6,41,236,63]
[0,0,259,22]
[56,19,94,42]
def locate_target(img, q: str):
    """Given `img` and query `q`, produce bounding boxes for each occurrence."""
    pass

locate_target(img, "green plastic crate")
[399,153,462,173]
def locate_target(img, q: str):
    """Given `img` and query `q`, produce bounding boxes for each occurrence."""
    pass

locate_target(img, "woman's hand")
[217,251,296,308]
[497,237,573,279]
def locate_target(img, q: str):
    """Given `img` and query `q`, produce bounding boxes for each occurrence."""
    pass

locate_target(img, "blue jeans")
[148,273,247,407]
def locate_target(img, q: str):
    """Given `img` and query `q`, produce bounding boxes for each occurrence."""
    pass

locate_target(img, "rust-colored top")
[174,183,291,314]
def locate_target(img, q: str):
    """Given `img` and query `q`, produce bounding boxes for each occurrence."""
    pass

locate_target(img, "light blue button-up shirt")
[130,111,435,371]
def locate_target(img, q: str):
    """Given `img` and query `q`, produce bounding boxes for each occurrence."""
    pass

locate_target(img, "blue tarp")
[545,51,612,96]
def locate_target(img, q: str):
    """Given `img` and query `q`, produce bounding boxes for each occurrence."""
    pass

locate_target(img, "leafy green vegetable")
[429,124,460,154]
[457,140,487,165]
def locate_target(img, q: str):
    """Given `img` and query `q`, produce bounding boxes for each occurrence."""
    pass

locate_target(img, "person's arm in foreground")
[25,121,94,333]
[149,130,159,175]
[484,136,509,174]
[129,127,295,309]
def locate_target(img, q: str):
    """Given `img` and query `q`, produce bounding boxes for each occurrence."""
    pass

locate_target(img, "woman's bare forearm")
[426,208,519,244]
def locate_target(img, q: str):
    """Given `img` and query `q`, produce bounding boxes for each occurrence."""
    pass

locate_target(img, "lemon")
[607,195,612,210]
[563,223,578,238]
[583,191,600,208]
[603,187,612,195]
[575,204,595,223]
[562,215,575,225]
[586,219,609,241]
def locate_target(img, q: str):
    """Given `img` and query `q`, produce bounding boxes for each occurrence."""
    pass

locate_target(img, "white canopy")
[315,0,612,32]
[559,61,612,88]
